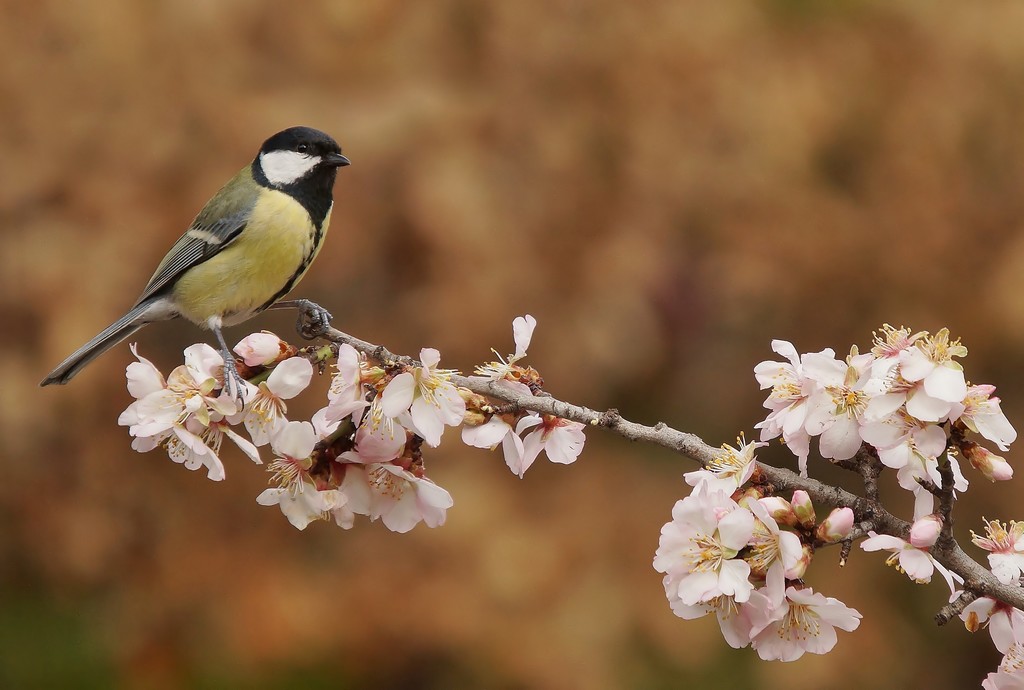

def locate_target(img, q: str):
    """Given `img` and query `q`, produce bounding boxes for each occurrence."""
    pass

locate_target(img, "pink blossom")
[754,340,821,475]
[785,544,813,580]
[973,520,1024,585]
[654,487,756,606]
[256,483,348,530]
[860,415,947,491]
[745,499,803,598]
[474,314,537,380]
[341,463,454,533]
[380,348,465,447]
[513,414,586,477]
[461,415,526,476]
[340,418,408,464]
[950,384,1017,451]
[668,589,774,649]
[962,597,1024,654]
[685,437,763,495]
[897,328,968,417]
[310,407,340,441]
[869,324,926,379]
[749,586,861,662]
[324,343,370,425]
[241,357,313,446]
[862,375,953,426]
[264,420,318,488]
[118,344,245,481]
[860,529,960,592]
[802,348,875,461]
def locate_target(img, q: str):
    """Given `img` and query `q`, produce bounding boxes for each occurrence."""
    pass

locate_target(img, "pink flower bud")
[759,496,798,527]
[234,332,286,367]
[964,444,1014,482]
[791,490,816,529]
[785,543,814,579]
[816,507,855,543]
[909,514,942,548]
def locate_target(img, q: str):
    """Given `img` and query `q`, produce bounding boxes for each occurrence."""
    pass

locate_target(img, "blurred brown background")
[4,0,1024,688]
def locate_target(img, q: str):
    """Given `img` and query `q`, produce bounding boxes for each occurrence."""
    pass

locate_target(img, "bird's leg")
[211,323,247,404]
[270,299,334,340]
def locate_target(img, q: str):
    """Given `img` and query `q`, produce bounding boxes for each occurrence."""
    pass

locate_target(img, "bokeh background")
[4,0,1024,687]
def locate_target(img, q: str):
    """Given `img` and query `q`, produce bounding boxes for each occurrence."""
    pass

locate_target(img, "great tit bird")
[40,126,350,393]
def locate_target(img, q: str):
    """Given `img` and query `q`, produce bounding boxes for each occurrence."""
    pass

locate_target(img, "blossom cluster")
[117,316,586,533]
[656,326,1020,675]
[655,438,861,661]
[754,326,1014,515]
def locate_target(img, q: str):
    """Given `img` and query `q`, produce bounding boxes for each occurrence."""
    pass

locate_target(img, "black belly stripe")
[251,157,336,314]
[255,223,324,313]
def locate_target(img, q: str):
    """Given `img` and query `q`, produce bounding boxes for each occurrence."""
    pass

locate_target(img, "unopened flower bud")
[785,543,814,580]
[963,443,1013,482]
[909,514,942,548]
[816,507,855,543]
[234,331,287,367]
[791,490,816,530]
[759,496,798,527]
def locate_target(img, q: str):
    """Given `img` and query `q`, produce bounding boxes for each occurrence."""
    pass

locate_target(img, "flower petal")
[266,357,314,398]
[462,417,512,449]
[512,315,537,360]
[271,420,317,459]
[410,396,444,447]
[906,388,953,423]
[419,347,441,369]
[924,364,968,403]
[380,372,416,417]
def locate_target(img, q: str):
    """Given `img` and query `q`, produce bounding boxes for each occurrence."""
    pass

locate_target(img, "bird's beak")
[324,152,351,167]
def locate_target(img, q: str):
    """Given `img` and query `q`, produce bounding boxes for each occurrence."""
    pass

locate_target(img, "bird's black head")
[253,126,350,191]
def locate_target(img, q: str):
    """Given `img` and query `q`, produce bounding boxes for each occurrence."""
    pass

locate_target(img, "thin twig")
[937,456,957,545]
[935,589,980,627]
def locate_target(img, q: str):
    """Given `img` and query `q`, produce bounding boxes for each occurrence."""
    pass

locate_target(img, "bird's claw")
[295,299,333,340]
[221,357,250,407]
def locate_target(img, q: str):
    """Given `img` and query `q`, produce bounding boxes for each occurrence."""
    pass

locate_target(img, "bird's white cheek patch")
[260,150,320,186]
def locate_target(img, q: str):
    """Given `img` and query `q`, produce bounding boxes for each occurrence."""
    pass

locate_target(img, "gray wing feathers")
[133,209,250,306]
[133,165,259,306]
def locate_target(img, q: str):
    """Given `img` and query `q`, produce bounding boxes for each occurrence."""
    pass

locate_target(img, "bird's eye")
[296,143,310,154]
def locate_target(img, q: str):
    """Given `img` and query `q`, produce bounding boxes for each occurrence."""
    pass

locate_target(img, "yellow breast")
[171,191,329,327]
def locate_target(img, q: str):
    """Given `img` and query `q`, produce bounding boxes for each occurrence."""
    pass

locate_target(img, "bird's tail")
[40,299,172,386]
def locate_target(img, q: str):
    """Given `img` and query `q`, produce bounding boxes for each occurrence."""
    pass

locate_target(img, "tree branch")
[318,325,1024,615]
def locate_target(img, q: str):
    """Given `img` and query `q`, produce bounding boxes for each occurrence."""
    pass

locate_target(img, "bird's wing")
[133,167,258,306]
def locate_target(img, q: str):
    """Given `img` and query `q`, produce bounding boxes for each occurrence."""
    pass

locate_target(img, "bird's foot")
[209,322,250,407]
[220,355,250,407]
[267,298,333,339]
[290,299,333,339]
